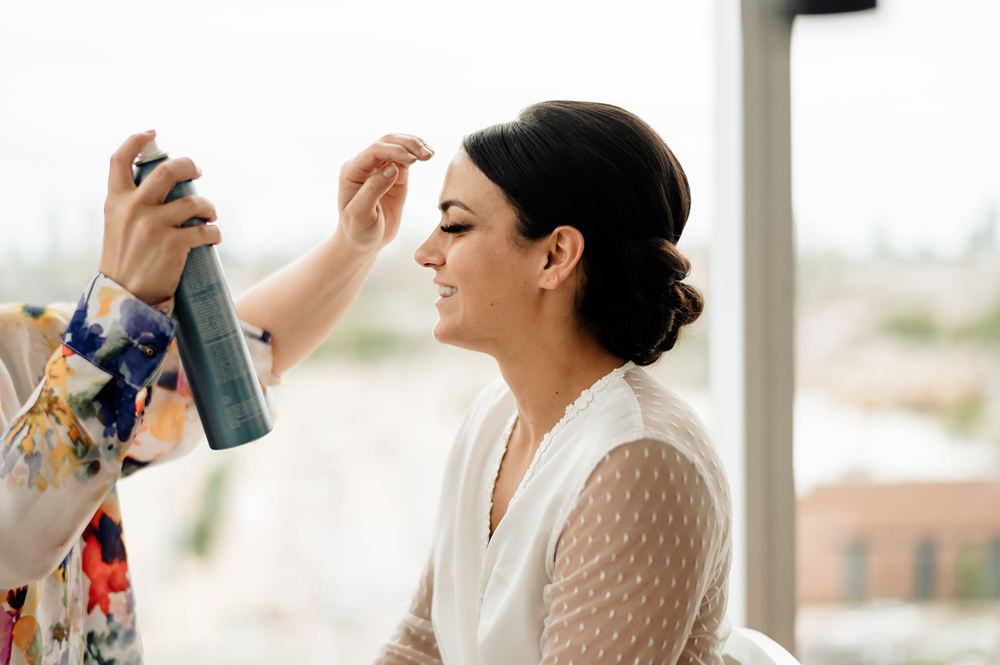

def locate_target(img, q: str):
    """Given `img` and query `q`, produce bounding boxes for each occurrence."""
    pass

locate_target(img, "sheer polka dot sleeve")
[375,554,443,665]
[540,439,730,665]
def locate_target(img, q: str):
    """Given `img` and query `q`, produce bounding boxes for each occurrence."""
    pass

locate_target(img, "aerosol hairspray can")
[134,139,272,450]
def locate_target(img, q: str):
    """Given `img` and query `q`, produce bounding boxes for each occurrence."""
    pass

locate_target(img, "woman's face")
[414,150,544,353]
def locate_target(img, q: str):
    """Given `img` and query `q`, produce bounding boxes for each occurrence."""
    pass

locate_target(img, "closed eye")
[440,223,472,234]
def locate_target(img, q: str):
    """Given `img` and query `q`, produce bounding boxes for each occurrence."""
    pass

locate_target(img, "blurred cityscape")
[793,214,1000,665]
[2,220,999,663]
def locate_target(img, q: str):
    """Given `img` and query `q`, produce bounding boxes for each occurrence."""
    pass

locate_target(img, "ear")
[538,225,585,291]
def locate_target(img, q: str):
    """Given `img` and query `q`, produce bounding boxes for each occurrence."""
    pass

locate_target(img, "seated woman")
[378,102,732,665]
[0,130,432,665]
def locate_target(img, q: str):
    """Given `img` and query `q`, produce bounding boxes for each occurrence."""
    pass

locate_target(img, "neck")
[494,332,625,450]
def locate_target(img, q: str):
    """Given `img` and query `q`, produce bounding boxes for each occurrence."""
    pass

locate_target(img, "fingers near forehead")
[350,140,427,173]
[109,131,156,193]
[381,133,433,155]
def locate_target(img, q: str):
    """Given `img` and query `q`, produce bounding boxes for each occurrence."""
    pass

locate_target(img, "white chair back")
[722,626,801,665]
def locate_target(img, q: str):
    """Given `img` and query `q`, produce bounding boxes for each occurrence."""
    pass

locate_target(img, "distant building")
[798,481,1000,603]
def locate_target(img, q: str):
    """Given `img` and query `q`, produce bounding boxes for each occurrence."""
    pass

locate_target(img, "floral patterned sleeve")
[0,273,177,588]
[0,273,275,664]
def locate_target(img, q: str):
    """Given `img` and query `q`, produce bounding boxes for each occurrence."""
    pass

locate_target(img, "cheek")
[451,237,535,309]
[479,259,535,309]
[455,246,501,291]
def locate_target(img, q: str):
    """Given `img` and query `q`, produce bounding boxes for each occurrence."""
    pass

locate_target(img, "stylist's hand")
[338,134,433,253]
[100,130,220,305]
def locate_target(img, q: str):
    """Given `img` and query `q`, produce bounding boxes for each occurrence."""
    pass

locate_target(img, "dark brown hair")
[462,100,703,365]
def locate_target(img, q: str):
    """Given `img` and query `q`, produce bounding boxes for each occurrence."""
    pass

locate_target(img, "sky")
[0,0,713,264]
[791,0,1000,257]
[0,0,997,266]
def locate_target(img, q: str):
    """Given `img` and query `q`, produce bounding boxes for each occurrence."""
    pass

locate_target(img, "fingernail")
[145,129,156,134]
[421,145,434,156]
[383,164,398,178]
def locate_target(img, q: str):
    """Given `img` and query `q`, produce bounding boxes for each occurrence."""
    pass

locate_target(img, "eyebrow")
[439,200,475,215]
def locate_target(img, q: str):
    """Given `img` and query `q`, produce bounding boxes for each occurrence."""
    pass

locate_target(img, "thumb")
[347,163,400,218]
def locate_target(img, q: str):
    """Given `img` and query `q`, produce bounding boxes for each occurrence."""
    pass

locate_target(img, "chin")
[431,322,486,354]
[432,321,456,346]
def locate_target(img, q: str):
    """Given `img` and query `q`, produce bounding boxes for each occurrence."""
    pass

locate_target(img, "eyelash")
[440,223,471,234]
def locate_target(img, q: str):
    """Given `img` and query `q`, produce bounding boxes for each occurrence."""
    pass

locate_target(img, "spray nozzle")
[136,138,168,165]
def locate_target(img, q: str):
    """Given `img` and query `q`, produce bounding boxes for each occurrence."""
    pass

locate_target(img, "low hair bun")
[657,280,704,356]
[582,238,702,366]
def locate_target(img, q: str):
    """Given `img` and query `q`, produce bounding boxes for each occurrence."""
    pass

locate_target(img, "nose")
[414,228,444,269]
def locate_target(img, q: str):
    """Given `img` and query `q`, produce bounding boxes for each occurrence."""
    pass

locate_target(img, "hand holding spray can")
[134,139,272,450]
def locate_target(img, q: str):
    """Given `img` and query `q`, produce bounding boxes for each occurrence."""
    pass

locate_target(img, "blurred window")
[913,539,936,601]
[844,541,867,602]
[989,539,1000,599]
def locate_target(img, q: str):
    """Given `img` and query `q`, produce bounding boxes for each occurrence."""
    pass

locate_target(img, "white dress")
[378,362,732,665]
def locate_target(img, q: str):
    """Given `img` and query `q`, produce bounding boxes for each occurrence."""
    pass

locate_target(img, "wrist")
[97,259,175,306]
[151,297,175,317]
[330,225,383,265]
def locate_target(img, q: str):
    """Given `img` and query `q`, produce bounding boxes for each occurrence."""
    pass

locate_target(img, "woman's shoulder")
[569,365,710,451]
[583,365,729,503]
[617,365,711,448]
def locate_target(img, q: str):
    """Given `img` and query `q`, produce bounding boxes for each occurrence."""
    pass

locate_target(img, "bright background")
[2,1,1000,663]
[2,0,999,265]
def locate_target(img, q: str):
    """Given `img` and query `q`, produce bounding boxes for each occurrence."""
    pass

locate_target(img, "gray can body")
[134,156,272,450]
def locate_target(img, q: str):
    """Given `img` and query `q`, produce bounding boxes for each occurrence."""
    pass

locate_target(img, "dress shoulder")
[617,366,727,497]
[621,366,709,444]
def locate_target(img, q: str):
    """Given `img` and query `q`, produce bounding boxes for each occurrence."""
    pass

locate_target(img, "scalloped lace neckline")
[518,360,635,478]
[482,361,635,554]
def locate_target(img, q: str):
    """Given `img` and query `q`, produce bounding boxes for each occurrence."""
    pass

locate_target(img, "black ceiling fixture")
[786,0,876,15]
